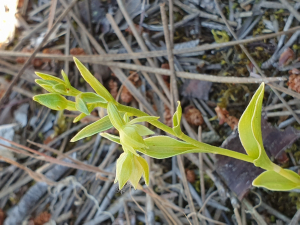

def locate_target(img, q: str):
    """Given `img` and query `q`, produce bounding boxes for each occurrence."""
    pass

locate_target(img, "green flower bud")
[115,152,149,189]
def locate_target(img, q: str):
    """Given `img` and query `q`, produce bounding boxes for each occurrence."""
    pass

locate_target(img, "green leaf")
[61,70,71,88]
[135,155,149,186]
[253,170,300,191]
[73,57,115,102]
[35,72,64,84]
[238,83,273,170]
[73,113,88,123]
[33,93,68,110]
[115,152,133,189]
[141,136,206,159]
[65,101,77,111]
[35,79,58,86]
[123,145,139,156]
[70,115,113,142]
[75,96,90,115]
[80,92,107,104]
[128,116,159,125]
[107,102,125,130]
[172,102,182,135]
[35,79,59,93]
[100,133,121,144]
[129,124,154,136]
[129,155,144,189]
[53,83,68,95]
[120,126,147,149]
[73,103,99,123]
[123,113,130,123]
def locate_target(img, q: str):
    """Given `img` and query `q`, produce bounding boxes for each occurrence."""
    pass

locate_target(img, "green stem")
[179,133,254,163]
[117,104,255,163]
[273,163,300,184]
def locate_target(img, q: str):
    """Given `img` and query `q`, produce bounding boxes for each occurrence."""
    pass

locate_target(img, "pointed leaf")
[123,113,130,123]
[238,83,264,159]
[129,155,144,189]
[141,136,206,159]
[107,102,125,130]
[116,153,133,189]
[66,101,77,111]
[35,72,64,84]
[253,170,300,191]
[173,102,182,135]
[129,124,154,136]
[251,83,273,170]
[123,145,139,156]
[70,115,113,142]
[35,79,59,93]
[35,79,58,86]
[53,83,68,95]
[120,126,147,149]
[80,92,107,104]
[73,113,87,123]
[135,155,149,186]
[61,70,71,88]
[33,93,68,110]
[73,103,98,122]
[73,57,115,102]
[100,133,121,144]
[75,97,90,115]
[128,116,159,125]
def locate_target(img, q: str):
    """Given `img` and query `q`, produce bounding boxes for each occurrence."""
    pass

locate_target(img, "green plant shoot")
[33,57,300,191]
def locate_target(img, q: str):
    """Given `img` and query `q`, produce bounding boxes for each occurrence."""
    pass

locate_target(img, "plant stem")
[117,104,255,163]
[273,163,300,183]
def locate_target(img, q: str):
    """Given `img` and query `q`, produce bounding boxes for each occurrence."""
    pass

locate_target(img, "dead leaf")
[287,69,300,93]
[42,48,63,63]
[33,212,51,225]
[215,106,239,130]
[108,78,119,100]
[70,48,86,55]
[16,47,43,67]
[215,106,228,125]
[121,72,141,103]
[278,48,295,67]
[0,208,5,225]
[185,169,196,183]
[164,105,172,127]
[216,115,300,199]
[184,105,204,126]
[181,80,212,101]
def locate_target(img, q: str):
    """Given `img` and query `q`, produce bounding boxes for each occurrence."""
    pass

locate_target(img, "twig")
[173,0,237,27]
[0,138,112,176]
[1,27,300,61]
[106,14,171,108]
[260,202,291,223]
[234,208,243,225]
[197,127,206,205]
[116,0,171,101]
[0,155,55,185]
[160,3,179,113]
[213,0,300,125]
[48,0,58,31]
[279,0,300,22]
[175,163,200,225]
[123,201,131,225]
[59,0,156,116]
[0,0,78,106]
[92,61,286,83]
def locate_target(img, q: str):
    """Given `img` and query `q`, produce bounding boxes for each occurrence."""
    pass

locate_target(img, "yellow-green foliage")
[33,58,300,191]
